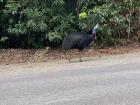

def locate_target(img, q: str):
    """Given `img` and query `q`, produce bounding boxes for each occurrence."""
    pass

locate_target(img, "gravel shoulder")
[0,51,140,76]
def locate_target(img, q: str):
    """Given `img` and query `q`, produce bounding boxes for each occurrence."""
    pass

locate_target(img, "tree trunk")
[127,0,133,41]
[76,0,80,18]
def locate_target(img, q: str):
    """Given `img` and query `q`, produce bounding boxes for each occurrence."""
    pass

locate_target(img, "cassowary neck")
[91,33,96,40]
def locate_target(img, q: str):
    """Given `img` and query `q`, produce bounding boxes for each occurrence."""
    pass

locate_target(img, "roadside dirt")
[0,43,140,64]
[0,43,140,75]
[0,51,140,75]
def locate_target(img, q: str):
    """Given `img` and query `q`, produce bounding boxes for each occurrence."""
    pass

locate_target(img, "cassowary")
[62,24,99,62]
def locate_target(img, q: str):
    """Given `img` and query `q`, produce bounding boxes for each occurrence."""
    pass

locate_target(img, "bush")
[0,0,139,48]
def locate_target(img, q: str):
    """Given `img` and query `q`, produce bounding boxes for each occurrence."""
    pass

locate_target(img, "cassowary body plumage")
[62,32,95,51]
[62,24,99,62]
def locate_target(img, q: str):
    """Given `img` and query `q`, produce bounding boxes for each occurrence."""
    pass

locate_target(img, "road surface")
[0,52,140,105]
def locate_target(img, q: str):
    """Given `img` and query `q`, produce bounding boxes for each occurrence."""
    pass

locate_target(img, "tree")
[0,0,139,48]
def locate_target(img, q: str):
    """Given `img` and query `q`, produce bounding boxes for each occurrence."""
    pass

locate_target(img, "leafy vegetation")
[0,0,139,48]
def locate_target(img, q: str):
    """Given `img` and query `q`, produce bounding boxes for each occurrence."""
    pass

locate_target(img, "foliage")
[0,0,140,48]
[79,0,140,47]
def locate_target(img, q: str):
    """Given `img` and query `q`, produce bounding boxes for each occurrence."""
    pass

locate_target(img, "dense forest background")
[0,0,140,49]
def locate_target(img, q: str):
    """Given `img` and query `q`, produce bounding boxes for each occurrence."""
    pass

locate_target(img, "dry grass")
[0,43,140,64]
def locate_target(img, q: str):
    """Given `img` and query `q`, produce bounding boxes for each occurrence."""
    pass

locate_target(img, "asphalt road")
[0,54,140,105]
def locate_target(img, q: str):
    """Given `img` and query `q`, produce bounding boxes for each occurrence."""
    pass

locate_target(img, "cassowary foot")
[79,57,83,62]
[79,51,83,62]
[79,59,83,62]
[68,58,71,62]
[97,52,101,58]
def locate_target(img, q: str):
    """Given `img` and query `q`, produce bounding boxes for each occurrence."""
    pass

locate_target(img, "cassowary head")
[92,23,99,40]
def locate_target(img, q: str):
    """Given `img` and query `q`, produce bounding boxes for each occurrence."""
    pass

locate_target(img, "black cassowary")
[62,24,99,62]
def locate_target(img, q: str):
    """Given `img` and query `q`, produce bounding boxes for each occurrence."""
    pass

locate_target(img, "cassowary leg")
[79,51,82,62]
[68,56,71,62]
[64,52,67,59]
[65,50,71,62]
[68,55,71,62]
[97,52,101,58]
